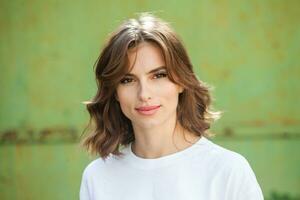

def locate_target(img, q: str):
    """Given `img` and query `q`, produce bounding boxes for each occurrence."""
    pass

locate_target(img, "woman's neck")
[131,122,201,159]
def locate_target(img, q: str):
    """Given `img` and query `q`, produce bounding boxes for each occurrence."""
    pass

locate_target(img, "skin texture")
[116,42,200,159]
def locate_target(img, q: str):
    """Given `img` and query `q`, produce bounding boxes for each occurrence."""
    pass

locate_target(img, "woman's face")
[116,42,183,130]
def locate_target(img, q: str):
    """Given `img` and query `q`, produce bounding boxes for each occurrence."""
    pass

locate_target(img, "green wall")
[1,0,299,199]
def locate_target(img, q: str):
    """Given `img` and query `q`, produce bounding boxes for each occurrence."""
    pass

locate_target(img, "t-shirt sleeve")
[79,168,91,200]
[225,154,264,200]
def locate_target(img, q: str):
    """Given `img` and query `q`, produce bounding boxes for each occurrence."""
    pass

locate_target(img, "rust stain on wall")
[0,127,78,144]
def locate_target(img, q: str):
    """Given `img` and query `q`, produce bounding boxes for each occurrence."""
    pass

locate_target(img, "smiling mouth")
[135,105,161,115]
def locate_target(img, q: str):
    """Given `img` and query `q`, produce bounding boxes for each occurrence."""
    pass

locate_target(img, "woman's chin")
[133,120,162,130]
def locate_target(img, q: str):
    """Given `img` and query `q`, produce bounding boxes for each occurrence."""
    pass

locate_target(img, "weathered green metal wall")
[1,0,299,199]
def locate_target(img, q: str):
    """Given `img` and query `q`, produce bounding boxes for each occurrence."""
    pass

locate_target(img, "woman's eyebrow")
[146,66,167,74]
[125,66,166,76]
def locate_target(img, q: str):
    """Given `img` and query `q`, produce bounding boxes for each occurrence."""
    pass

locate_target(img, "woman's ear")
[178,85,184,94]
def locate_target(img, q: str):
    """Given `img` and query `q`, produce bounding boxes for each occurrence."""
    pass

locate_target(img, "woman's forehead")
[126,42,165,73]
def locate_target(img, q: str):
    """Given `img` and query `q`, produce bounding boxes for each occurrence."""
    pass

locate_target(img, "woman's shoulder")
[81,156,114,179]
[81,144,136,179]
[81,159,100,178]
[205,139,263,199]
[200,138,253,172]
[202,138,263,197]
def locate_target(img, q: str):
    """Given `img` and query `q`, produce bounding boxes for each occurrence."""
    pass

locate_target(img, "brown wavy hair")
[80,13,222,160]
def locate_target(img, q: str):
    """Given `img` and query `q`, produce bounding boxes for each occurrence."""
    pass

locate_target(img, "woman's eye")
[153,72,168,79]
[120,77,134,84]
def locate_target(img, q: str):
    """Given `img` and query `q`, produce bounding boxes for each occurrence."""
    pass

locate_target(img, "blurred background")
[0,0,299,199]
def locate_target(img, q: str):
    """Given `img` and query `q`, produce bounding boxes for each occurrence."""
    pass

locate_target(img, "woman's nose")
[137,81,152,102]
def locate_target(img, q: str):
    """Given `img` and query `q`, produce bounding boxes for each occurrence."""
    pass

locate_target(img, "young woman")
[79,13,264,200]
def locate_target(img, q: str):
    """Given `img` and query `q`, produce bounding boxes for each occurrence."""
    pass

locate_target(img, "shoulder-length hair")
[80,13,221,160]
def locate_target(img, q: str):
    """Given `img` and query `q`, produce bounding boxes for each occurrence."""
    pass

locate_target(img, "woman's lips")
[135,105,161,116]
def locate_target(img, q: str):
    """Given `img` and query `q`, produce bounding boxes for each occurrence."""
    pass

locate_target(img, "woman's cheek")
[119,87,136,107]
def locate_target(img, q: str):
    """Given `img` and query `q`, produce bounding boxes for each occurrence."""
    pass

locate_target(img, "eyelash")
[153,72,168,79]
[120,78,133,84]
[120,72,168,84]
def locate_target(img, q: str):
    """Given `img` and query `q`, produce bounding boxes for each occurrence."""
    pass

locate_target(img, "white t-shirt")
[80,136,264,200]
